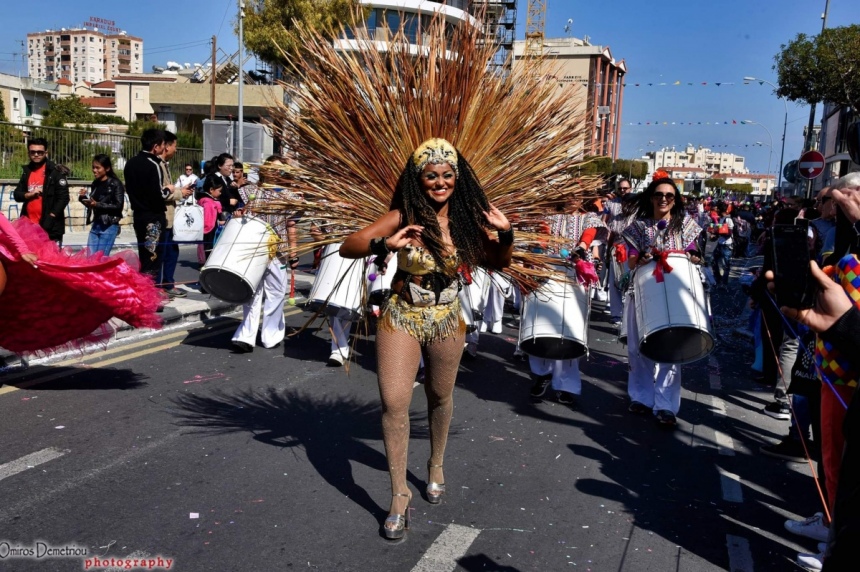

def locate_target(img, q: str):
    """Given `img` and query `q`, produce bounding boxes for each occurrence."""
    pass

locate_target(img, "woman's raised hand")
[482,204,510,231]
[386,225,423,251]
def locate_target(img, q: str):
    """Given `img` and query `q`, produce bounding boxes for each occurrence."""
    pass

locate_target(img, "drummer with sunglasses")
[621,172,704,427]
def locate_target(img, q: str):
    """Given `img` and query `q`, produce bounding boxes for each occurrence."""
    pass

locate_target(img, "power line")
[143,39,212,53]
[217,0,233,37]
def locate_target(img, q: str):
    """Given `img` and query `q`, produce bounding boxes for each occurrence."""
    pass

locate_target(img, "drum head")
[639,327,714,364]
[199,268,255,304]
[520,337,587,360]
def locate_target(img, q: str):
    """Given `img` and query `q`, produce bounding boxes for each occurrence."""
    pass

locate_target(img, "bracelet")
[497,226,514,246]
[370,236,391,256]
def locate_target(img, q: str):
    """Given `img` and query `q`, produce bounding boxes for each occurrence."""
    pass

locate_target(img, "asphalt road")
[0,268,824,572]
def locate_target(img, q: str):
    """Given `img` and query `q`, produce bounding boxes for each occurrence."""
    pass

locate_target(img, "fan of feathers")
[254,8,605,290]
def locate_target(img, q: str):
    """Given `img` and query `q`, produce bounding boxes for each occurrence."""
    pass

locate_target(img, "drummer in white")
[529,204,607,405]
[231,157,299,353]
[621,172,703,427]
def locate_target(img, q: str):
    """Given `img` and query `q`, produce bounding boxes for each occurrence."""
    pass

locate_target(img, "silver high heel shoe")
[426,462,446,504]
[383,492,412,540]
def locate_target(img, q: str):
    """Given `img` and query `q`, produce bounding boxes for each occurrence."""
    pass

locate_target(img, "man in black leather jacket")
[13,137,70,244]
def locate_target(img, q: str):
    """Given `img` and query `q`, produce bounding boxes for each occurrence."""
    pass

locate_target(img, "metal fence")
[0,121,201,182]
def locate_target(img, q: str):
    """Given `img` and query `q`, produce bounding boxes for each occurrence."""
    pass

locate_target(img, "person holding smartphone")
[765,258,858,572]
[79,154,125,256]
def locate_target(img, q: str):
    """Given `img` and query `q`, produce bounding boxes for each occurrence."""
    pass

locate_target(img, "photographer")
[769,174,860,571]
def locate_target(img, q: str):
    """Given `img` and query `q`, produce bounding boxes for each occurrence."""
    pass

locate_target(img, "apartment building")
[512,36,627,159]
[27,28,143,84]
[645,145,748,175]
[337,1,515,70]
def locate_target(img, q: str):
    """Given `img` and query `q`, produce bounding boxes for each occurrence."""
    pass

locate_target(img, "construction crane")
[525,0,547,57]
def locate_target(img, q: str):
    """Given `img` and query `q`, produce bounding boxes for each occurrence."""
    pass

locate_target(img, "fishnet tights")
[376,326,465,506]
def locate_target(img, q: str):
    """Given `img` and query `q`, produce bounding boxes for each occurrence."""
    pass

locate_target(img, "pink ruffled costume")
[0,215,163,355]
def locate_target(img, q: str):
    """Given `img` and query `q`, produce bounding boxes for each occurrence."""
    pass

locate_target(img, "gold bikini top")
[397,244,459,276]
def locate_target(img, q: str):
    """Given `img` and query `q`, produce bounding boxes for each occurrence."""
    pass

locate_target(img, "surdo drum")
[200,215,276,304]
[308,243,365,320]
[632,253,714,364]
[518,269,590,360]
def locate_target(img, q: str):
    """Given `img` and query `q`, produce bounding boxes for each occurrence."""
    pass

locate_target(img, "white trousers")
[480,280,505,333]
[330,317,351,358]
[625,296,682,414]
[607,258,624,320]
[529,356,582,395]
[232,259,288,348]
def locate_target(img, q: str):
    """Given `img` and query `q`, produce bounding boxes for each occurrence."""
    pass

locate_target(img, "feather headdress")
[256,9,604,290]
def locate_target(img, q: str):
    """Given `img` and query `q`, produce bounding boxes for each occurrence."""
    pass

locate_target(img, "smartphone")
[771,222,816,308]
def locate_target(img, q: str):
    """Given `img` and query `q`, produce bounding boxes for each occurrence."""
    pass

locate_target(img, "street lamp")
[743,76,788,192]
[742,119,774,197]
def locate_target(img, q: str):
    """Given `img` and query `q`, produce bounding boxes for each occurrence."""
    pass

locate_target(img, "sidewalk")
[0,229,317,368]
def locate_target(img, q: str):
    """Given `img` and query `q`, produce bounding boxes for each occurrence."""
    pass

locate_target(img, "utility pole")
[803,0,830,198]
[237,0,245,162]
[210,36,217,120]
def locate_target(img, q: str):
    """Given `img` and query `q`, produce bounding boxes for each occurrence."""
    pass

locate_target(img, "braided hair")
[390,152,491,273]
[631,177,686,233]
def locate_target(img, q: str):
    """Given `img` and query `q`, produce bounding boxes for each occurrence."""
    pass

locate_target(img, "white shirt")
[177,173,198,189]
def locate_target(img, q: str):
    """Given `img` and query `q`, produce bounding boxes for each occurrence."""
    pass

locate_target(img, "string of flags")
[626,120,756,126]
[557,79,740,88]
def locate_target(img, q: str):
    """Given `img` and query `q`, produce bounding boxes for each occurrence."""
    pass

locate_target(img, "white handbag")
[173,196,205,242]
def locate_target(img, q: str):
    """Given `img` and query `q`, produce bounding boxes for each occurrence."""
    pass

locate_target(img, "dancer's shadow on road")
[170,387,428,522]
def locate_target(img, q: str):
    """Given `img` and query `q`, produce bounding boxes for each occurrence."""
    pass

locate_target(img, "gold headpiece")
[412,138,459,175]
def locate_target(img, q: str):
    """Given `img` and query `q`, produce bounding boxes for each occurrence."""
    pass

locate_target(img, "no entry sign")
[798,150,825,179]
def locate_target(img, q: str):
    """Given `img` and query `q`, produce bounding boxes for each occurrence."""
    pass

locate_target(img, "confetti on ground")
[190,513,199,519]
[54,426,65,429]
[183,373,227,385]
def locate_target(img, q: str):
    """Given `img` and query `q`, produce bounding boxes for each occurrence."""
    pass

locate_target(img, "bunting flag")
[626,120,756,126]
[552,79,739,88]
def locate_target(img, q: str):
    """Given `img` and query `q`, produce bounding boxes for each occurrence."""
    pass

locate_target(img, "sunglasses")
[28,150,46,156]
[652,192,675,202]
[816,196,832,204]
[618,186,631,191]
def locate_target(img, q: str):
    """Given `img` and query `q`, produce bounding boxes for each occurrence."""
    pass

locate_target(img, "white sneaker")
[490,322,502,334]
[796,551,823,571]
[327,351,345,367]
[785,512,830,542]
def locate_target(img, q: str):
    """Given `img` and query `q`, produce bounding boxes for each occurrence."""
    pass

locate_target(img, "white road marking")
[0,432,181,523]
[715,430,736,456]
[0,447,68,482]
[411,524,481,572]
[726,535,754,572]
[718,468,744,503]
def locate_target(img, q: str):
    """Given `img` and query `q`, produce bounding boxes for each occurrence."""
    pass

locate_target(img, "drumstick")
[288,266,296,305]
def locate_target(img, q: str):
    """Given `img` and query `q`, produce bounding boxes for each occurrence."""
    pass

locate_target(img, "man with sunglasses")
[604,178,635,325]
[13,138,70,245]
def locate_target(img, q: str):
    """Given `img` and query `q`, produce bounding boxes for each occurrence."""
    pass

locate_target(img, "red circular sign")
[798,150,825,179]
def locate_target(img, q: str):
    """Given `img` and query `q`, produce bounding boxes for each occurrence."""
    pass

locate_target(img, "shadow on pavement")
[3,367,148,391]
[170,387,432,521]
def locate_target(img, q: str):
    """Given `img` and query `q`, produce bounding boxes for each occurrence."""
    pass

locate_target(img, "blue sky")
[2,0,857,176]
